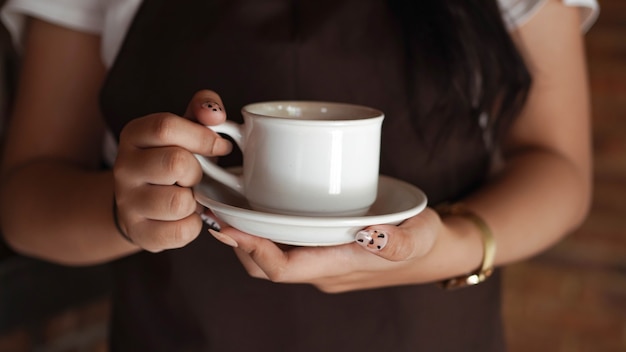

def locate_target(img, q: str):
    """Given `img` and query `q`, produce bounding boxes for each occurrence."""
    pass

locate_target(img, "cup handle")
[194,121,245,195]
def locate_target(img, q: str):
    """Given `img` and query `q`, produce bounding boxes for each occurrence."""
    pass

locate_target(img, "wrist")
[435,203,496,289]
[396,207,484,286]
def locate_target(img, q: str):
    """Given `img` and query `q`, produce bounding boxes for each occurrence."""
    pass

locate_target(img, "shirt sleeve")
[1,0,106,51]
[498,0,600,32]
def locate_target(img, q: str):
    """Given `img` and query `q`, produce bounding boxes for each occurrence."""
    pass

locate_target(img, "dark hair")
[390,0,532,148]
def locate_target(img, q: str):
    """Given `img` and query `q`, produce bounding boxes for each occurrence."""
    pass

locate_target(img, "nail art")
[202,101,223,112]
[208,229,238,248]
[200,212,221,231]
[355,229,388,251]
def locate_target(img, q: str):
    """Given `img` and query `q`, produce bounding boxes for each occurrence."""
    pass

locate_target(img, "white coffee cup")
[195,101,384,216]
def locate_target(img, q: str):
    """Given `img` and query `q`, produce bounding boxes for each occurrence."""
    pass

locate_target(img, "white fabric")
[499,0,599,32]
[1,0,141,67]
[1,0,599,68]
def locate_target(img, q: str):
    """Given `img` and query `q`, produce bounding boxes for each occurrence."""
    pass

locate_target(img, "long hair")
[390,0,532,148]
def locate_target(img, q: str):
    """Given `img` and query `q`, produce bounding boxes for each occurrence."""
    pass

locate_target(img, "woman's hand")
[208,208,461,293]
[113,90,232,252]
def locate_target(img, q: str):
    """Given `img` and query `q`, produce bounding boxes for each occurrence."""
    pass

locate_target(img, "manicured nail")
[355,229,388,251]
[199,212,221,231]
[202,101,223,112]
[209,229,238,248]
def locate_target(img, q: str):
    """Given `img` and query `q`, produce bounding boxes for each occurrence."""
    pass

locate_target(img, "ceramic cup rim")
[241,100,384,124]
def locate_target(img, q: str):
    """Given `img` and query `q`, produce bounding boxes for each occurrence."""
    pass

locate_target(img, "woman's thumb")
[354,210,438,261]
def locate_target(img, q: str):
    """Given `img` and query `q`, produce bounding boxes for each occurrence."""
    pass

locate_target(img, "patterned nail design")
[203,101,223,112]
[200,211,221,232]
[355,229,388,251]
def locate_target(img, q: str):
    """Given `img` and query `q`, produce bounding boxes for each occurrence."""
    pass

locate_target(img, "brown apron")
[100,0,506,351]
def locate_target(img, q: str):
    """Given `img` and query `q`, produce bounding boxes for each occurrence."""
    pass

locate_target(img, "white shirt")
[2,0,599,68]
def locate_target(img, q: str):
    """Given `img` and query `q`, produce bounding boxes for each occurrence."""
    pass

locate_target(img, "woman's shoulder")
[498,0,599,32]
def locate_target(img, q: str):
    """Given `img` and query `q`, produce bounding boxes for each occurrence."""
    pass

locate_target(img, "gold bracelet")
[435,203,496,290]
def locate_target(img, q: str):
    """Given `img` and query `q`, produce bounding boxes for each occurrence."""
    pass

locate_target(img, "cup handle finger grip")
[194,121,245,195]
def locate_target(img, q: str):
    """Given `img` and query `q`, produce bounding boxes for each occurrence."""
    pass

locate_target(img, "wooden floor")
[0,1,625,351]
[503,1,626,351]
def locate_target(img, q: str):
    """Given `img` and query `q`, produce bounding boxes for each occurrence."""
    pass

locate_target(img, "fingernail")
[355,229,388,251]
[212,137,233,155]
[209,229,238,248]
[199,211,221,232]
[202,101,224,113]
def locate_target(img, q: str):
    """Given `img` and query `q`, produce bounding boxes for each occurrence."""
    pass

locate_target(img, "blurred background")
[502,1,626,350]
[0,1,624,351]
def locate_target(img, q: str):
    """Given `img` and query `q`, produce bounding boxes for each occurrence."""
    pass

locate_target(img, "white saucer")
[194,175,428,246]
